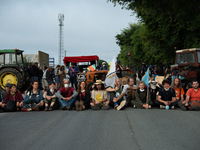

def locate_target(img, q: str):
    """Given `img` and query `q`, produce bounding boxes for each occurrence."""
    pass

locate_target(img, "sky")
[0,0,137,64]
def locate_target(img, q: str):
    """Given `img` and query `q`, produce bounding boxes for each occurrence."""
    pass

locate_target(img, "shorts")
[44,98,57,104]
[55,76,60,83]
[42,79,48,87]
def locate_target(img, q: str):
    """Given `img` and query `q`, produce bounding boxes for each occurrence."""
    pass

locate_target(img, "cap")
[49,81,55,85]
[116,60,120,63]
[5,83,11,87]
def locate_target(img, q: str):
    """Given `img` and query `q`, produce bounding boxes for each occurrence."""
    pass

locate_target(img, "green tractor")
[0,49,30,92]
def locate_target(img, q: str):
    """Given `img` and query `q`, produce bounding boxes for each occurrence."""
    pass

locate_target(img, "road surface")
[0,108,200,150]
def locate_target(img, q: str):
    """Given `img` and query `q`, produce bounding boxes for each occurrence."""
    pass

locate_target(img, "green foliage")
[18,56,31,67]
[109,0,200,67]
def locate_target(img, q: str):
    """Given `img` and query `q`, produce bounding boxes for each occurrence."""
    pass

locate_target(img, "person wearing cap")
[90,80,109,110]
[0,83,11,109]
[1,83,11,102]
[100,62,107,70]
[55,79,78,110]
[68,63,79,90]
[115,60,123,78]
[43,81,58,111]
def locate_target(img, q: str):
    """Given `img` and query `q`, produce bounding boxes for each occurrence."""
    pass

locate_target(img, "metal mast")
[58,13,64,65]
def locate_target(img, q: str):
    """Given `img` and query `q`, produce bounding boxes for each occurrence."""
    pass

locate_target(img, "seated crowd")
[0,76,200,112]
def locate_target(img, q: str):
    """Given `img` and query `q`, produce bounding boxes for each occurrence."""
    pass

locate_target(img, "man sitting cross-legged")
[156,79,178,109]
[178,80,200,111]
[90,80,109,110]
[131,81,152,109]
[55,79,78,110]
[106,78,126,110]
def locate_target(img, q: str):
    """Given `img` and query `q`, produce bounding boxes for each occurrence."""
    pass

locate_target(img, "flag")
[105,56,116,88]
[142,67,149,87]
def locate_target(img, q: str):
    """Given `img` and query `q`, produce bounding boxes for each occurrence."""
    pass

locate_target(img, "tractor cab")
[171,48,200,83]
[0,49,28,92]
[0,49,24,69]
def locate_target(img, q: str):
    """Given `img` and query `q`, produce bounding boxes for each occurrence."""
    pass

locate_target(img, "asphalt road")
[0,108,200,150]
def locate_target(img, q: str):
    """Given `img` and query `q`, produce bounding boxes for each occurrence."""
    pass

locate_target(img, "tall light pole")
[58,13,64,65]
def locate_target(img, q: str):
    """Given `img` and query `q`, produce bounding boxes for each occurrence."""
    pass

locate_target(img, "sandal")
[45,106,48,111]
[49,106,53,111]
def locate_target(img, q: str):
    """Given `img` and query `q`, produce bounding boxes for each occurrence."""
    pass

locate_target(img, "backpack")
[188,100,200,111]
[4,100,16,112]
[28,90,40,105]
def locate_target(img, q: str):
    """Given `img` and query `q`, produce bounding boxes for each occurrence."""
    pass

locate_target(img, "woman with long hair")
[20,80,44,111]
[75,81,91,111]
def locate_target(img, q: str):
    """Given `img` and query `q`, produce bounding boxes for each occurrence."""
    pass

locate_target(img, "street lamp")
[128,53,131,67]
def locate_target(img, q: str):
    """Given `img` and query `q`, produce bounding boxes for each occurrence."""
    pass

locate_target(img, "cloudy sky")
[0,0,137,64]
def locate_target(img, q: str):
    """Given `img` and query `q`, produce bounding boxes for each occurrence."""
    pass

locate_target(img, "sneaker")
[79,101,83,111]
[171,106,175,109]
[65,106,70,110]
[114,103,118,109]
[101,105,109,110]
[91,106,100,110]
[189,105,200,111]
[178,101,187,111]
[160,105,165,109]
[117,100,126,110]
[75,101,80,111]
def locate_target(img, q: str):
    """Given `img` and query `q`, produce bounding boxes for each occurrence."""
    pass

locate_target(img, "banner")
[105,56,116,88]
[142,67,149,87]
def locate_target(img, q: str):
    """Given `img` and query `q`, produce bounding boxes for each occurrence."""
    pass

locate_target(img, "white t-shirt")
[122,84,138,95]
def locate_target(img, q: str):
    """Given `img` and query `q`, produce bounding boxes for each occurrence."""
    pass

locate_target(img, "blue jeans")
[58,97,77,108]
[70,77,77,90]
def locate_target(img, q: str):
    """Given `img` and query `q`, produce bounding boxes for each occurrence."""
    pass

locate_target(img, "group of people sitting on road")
[0,74,200,112]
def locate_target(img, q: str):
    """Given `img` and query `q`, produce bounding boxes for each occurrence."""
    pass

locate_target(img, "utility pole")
[58,13,64,65]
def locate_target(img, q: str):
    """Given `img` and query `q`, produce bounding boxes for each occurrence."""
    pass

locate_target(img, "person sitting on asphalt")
[55,79,78,110]
[106,78,126,110]
[75,81,91,111]
[132,81,152,109]
[171,77,185,105]
[122,78,138,106]
[149,77,161,107]
[156,79,178,109]
[20,80,44,111]
[90,80,109,110]
[178,80,200,111]
[43,81,58,111]
[1,83,11,104]
[2,84,24,111]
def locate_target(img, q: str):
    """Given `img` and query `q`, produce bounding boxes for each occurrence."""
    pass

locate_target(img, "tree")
[109,0,200,66]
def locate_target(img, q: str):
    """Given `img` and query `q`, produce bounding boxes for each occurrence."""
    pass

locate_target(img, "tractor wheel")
[0,68,23,92]
[121,71,134,85]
